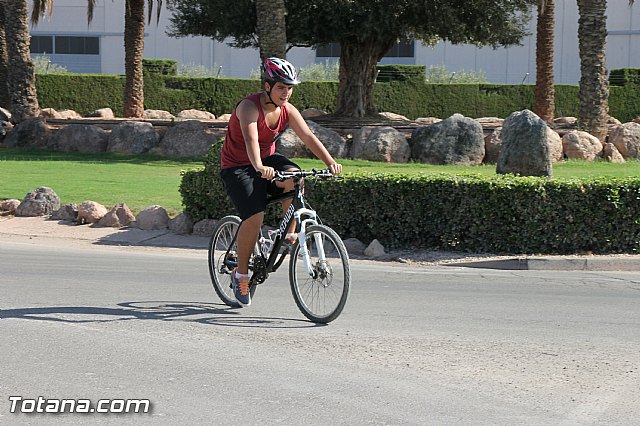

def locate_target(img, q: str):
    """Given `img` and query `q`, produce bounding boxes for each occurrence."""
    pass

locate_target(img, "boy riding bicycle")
[220,57,343,307]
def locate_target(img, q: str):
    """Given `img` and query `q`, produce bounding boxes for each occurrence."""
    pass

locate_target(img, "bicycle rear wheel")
[208,215,259,307]
[289,224,351,324]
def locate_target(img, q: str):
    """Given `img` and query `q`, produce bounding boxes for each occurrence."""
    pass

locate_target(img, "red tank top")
[220,93,289,169]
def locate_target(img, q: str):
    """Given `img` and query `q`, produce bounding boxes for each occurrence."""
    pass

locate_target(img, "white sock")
[235,271,249,279]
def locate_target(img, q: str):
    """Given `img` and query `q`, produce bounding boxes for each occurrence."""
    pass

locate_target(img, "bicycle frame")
[224,172,326,285]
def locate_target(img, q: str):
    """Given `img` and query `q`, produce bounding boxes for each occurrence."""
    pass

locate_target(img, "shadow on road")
[0,301,322,329]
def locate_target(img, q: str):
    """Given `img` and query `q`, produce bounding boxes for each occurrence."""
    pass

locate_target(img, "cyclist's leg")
[220,166,269,275]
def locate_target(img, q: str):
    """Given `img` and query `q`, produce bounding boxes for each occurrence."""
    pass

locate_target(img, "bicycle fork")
[295,209,326,278]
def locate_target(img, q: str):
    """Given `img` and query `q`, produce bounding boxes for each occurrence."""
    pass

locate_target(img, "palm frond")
[30,0,53,26]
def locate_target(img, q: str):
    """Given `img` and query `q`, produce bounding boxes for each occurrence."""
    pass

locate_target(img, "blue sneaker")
[231,269,251,307]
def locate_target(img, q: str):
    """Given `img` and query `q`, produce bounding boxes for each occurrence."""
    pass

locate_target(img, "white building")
[29,0,640,85]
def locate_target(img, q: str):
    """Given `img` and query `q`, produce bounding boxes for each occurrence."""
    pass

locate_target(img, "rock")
[50,203,78,222]
[39,108,62,119]
[0,120,12,139]
[108,121,159,154]
[342,238,366,256]
[85,108,115,119]
[352,126,410,163]
[414,117,441,125]
[0,199,21,214]
[169,212,194,235]
[547,127,563,162]
[77,201,108,224]
[562,130,603,161]
[496,109,552,177]
[608,116,622,126]
[177,109,216,120]
[609,122,640,159]
[135,205,169,230]
[97,203,135,228]
[301,108,327,119]
[216,114,232,122]
[278,120,348,159]
[57,109,82,119]
[144,109,175,120]
[0,106,11,122]
[2,117,51,148]
[603,143,625,163]
[16,187,61,217]
[483,127,502,164]
[47,124,109,153]
[364,239,386,257]
[554,116,577,125]
[193,219,217,236]
[475,117,504,127]
[379,112,410,121]
[410,113,485,165]
[155,120,221,157]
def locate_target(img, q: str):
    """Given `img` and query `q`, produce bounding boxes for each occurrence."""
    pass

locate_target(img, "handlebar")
[271,169,342,182]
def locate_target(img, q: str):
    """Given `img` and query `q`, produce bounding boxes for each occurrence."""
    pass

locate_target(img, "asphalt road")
[1,240,639,425]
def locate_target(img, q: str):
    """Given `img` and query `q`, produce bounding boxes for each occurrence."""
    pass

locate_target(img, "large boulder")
[546,127,563,162]
[15,187,61,217]
[97,203,135,228]
[47,124,109,153]
[609,122,640,159]
[410,113,485,165]
[483,127,502,164]
[277,120,348,159]
[144,109,175,120]
[603,143,625,163]
[2,117,51,148]
[169,212,194,235]
[51,203,78,222]
[155,120,221,157]
[108,121,159,154]
[77,201,108,224]
[0,199,21,214]
[562,130,603,161]
[85,108,115,119]
[177,109,216,120]
[352,126,410,163]
[497,109,552,177]
[135,205,169,230]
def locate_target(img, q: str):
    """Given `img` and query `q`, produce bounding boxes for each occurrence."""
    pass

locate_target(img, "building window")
[30,36,53,54]
[30,35,99,55]
[315,39,414,58]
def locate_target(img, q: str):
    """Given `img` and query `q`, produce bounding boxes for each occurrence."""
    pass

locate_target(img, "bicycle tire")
[208,215,259,307]
[289,224,351,324]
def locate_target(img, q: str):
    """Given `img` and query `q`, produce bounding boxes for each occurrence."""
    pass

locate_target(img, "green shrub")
[181,148,640,255]
[143,59,178,76]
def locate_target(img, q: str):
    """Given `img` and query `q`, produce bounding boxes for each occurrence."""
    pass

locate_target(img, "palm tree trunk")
[577,0,609,141]
[255,0,287,62]
[4,0,39,123]
[0,0,11,108]
[535,0,555,122]
[123,0,145,118]
[335,38,394,118]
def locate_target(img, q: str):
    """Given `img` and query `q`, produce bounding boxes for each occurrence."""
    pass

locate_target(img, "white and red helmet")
[262,57,300,85]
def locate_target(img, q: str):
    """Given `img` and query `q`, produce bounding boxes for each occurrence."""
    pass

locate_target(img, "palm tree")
[0,0,10,108]
[576,0,609,141]
[255,0,287,62]
[32,0,162,119]
[4,0,39,123]
[535,0,555,122]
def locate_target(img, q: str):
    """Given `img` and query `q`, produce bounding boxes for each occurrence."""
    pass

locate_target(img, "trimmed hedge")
[35,73,640,122]
[180,141,640,255]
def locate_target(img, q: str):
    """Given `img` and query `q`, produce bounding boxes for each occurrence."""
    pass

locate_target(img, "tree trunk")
[123,0,145,118]
[535,0,555,122]
[4,0,39,123]
[577,0,609,141]
[0,0,11,108]
[255,0,287,62]
[335,39,393,118]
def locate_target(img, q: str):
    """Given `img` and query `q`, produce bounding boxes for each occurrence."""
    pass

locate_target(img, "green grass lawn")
[2,147,640,216]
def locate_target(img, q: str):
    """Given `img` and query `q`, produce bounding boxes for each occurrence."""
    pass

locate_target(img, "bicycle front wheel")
[289,224,351,324]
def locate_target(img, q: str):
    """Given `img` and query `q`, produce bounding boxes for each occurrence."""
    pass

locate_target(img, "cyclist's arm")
[237,100,275,179]
[287,104,342,174]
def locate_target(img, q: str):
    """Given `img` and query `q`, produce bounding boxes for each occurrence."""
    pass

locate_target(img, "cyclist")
[220,57,342,307]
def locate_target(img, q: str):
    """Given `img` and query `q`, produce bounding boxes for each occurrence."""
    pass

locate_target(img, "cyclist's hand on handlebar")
[256,165,275,180]
[328,162,342,175]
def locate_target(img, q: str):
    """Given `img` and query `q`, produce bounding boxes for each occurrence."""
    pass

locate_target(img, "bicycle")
[208,169,351,324]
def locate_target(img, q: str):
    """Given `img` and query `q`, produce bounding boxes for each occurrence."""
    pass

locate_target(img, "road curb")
[450,257,640,271]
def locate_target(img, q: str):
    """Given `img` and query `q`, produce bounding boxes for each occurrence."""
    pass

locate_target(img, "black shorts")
[220,154,300,220]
